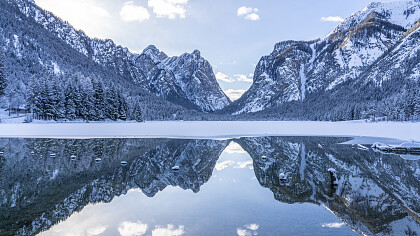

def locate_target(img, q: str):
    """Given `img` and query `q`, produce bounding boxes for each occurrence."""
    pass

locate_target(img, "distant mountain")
[135,45,230,111]
[0,0,229,115]
[227,0,420,121]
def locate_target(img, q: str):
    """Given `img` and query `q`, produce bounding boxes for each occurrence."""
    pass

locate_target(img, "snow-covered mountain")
[134,46,230,111]
[229,0,420,119]
[1,0,229,112]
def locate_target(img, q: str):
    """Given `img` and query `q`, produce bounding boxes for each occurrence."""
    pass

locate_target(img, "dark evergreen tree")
[117,91,128,120]
[64,82,76,120]
[0,51,6,97]
[132,100,143,122]
[93,79,105,120]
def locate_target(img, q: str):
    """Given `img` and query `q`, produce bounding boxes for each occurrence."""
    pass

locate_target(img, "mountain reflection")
[238,137,420,235]
[0,137,419,235]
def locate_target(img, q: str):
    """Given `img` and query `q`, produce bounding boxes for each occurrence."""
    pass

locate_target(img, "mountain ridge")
[226,0,420,120]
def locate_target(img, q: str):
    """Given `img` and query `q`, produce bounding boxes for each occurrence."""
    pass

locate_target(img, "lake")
[0,137,419,235]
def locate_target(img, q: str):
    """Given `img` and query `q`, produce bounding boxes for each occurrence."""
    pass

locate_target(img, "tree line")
[26,75,143,122]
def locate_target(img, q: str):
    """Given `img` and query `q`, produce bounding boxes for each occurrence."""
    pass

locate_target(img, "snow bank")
[0,121,419,142]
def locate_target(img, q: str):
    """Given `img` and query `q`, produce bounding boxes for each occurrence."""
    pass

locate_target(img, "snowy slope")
[331,0,420,34]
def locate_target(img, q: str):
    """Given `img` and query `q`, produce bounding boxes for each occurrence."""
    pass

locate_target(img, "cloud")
[215,160,235,171]
[87,225,108,235]
[216,72,235,83]
[234,74,253,83]
[224,89,247,101]
[224,142,247,154]
[245,13,260,21]
[235,160,253,169]
[152,224,185,236]
[148,0,188,19]
[120,1,150,23]
[320,16,344,22]
[245,224,259,231]
[237,224,259,236]
[35,0,110,37]
[118,221,148,236]
[321,222,345,228]
[237,6,260,21]
[216,72,253,83]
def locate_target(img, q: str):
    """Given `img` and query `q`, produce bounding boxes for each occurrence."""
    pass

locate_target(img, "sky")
[34,0,396,100]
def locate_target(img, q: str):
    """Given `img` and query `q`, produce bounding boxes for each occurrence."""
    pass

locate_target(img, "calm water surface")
[0,137,419,235]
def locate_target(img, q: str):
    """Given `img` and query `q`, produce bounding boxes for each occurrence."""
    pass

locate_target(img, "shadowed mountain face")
[0,137,419,235]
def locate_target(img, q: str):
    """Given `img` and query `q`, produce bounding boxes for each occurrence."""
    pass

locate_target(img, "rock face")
[230,0,420,116]
[1,0,230,112]
[135,46,231,111]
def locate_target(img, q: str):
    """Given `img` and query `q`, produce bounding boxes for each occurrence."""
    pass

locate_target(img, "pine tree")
[0,51,6,97]
[44,80,56,120]
[132,99,143,122]
[52,79,65,119]
[93,79,105,120]
[64,82,76,120]
[118,92,128,121]
[106,85,119,121]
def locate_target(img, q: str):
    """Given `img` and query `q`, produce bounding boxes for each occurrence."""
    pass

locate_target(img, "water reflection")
[0,137,418,235]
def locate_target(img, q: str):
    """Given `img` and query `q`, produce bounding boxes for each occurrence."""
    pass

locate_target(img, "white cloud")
[237,7,257,16]
[148,0,188,19]
[245,13,260,21]
[321,222,345,228]
[237,229,252,236]
[224,89,247,101]
[235,160,253,169]
[118,221,148,236]
[216,72,235,83]
[224,142,247,154]
[237,6,260,21]
[35,0,110,37]
[215,160,235,171]
[234,74,253,83]
[246,224,259,231]
[152,224,185,236]
[320,16,344,22]
[237,224,259,236]
[216,73,253,83]
[87,225,108,235]
[120,1,150,23]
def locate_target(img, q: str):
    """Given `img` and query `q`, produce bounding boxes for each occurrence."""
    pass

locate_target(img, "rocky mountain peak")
[332,0,420,35]
[192,49,201,59]
[141,45,168,62]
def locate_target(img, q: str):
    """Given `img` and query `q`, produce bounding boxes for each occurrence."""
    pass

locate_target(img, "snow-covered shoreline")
[0,121,419,143]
